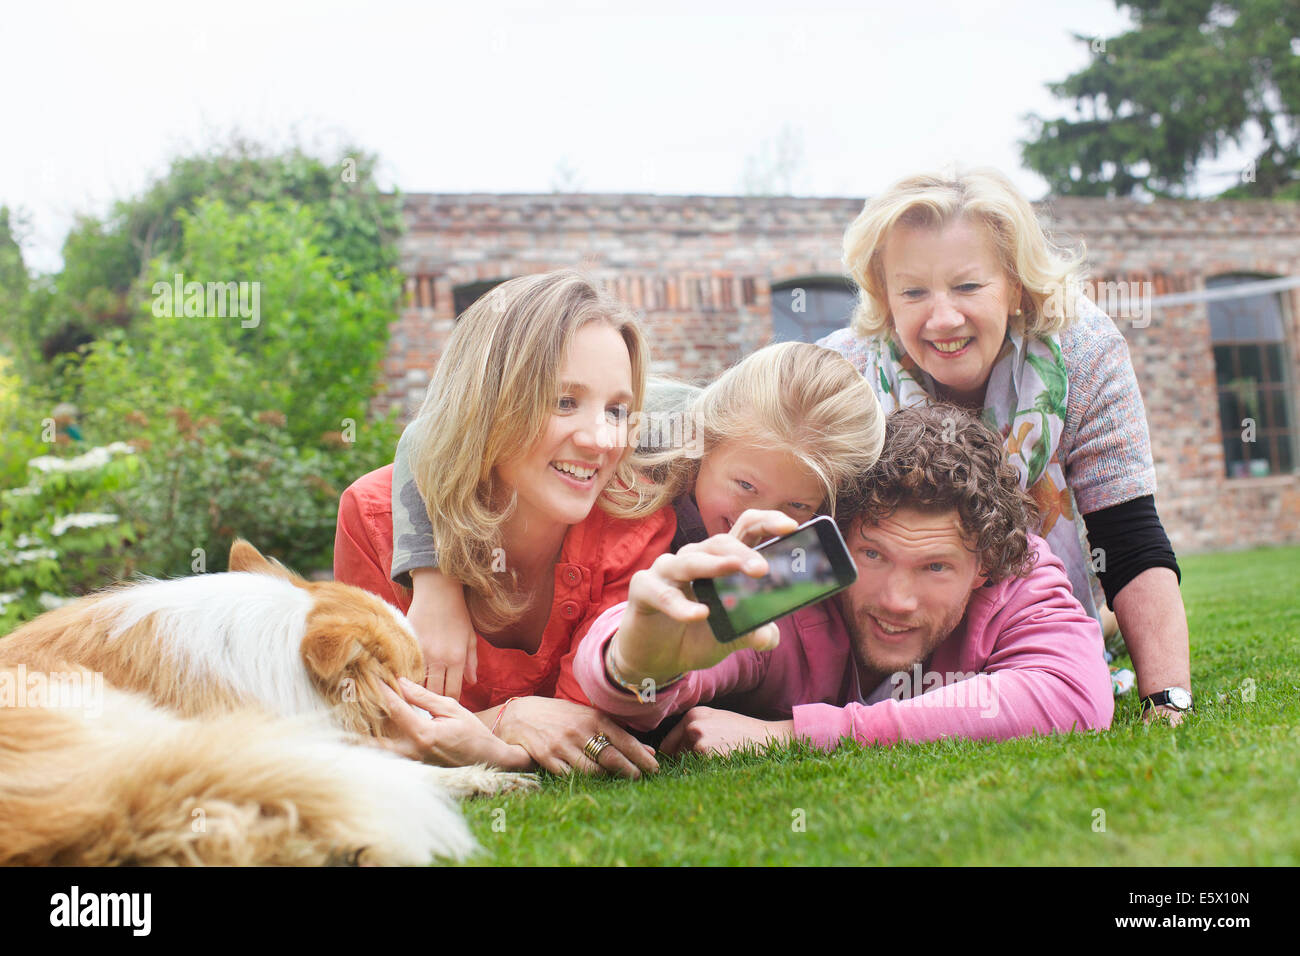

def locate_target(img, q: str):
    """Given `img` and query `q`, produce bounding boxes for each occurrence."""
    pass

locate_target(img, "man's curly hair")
[836,403,1038,584]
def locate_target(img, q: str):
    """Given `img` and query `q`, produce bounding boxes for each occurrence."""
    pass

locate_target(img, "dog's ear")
[229,539,305,585]
[301,621,355,681]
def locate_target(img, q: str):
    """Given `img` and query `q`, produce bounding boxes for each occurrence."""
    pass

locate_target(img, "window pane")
[1220,388,1241,437]
[1264,343,1286,384]
[1237,345,1263,383]
[1257,298,1285,341]
[1209,308,1234,342]
[1209,277,1295,477]
[771,281,856,343]
[811,287,855,329]
[1223,362,1264,426]
[453,279,510,318]
[1218,299,1250,340]
[1212,345,1234,383]
[1267,387,1291,432]
[1206,277,1286,342]
[1220,391,1245,474]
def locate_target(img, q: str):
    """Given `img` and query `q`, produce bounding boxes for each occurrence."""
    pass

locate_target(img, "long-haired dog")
[0,540,533,866]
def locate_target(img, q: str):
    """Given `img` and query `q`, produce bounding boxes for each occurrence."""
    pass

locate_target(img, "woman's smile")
[549,460,600,485]
[928,336,973,355]
[884,217,1020,404]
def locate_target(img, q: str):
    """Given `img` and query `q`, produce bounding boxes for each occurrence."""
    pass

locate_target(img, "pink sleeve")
[573,603,764,731]
[553,508,676,706]
[791,555,1114,749]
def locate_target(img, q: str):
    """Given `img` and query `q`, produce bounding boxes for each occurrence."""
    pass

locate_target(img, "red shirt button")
[563,566,581,586]
[560,600,581,620]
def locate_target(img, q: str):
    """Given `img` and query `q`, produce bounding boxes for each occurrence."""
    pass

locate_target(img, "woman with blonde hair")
[335,270,670,777]
[819,167,1192,722]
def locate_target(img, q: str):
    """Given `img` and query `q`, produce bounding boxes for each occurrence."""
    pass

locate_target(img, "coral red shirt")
[333,465,675,713]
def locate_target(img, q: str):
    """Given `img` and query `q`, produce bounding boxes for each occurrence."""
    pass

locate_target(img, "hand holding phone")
[691,515,858,643]
[609,510,800,690]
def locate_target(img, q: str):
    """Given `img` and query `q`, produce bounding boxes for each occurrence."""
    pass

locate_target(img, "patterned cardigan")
[818,299,1159,615]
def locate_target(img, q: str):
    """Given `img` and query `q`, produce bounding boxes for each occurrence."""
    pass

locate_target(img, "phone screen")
[709,521,848,636]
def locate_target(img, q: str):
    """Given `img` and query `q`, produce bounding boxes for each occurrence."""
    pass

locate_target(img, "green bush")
[1,144,405,620]
[0,443,139,633]
[68,197,401,578]
[87,405,395,580]
[0,353,49,488]
[12,141,401,375]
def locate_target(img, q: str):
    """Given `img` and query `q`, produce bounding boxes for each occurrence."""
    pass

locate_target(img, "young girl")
[394,341,887,726]
[643,341,887,548]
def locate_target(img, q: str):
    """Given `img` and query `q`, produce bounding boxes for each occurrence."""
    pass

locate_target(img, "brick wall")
[384,193,1300,555]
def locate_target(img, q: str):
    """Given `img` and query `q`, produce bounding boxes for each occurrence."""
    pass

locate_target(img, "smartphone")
[692,515,858,643]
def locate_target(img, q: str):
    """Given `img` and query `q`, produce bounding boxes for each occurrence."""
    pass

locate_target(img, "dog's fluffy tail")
[0,682,479,866]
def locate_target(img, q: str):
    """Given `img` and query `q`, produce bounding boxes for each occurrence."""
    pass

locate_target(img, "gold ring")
[583,733,611,762]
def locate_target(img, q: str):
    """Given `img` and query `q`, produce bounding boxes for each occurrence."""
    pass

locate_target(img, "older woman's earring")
[1013,308,1023,317]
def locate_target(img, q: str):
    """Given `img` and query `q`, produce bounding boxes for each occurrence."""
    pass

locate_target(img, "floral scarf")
[866,329,1098,622]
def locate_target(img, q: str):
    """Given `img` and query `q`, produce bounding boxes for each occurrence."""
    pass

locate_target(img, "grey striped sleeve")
[1059,302,1159,514]
[638,377,703,452]
[391,425,439,588]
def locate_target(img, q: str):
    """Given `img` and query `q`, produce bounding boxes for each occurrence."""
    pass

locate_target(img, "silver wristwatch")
[1140,687,1193,713]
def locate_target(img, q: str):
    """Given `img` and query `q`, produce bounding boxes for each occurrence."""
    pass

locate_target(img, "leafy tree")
[18,139,402,366]
[69,198,401,575]
[120,198,399,445]
[0,207,26,306]
[0,209,61,447]
[0,142,406,596]
[1021,0,1300,198]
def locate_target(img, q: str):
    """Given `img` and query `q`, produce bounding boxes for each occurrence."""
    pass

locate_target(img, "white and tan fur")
[0,540,533,866]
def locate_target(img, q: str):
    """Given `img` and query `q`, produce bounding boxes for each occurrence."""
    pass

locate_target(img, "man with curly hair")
[572,403,1114,757]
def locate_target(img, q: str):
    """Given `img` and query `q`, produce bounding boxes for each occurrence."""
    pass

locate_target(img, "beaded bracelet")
[603,641,683,703]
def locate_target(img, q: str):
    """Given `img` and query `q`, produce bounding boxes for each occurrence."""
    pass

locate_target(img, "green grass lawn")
[460,545,1300,866]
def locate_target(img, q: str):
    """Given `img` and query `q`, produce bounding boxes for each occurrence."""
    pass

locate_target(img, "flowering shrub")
[0,443,139,633]
[63,198,401,579]
[1,196,401,632]
[97,404,394,580]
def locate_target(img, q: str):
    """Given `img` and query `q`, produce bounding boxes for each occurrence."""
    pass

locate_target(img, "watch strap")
[1140,688,1192,712]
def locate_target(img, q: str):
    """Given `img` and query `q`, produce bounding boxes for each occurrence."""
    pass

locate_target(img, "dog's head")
[228,540,424,737]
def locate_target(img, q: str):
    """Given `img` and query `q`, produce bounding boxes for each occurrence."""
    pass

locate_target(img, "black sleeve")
[1082,495,1181,607]
[669,493,710,554]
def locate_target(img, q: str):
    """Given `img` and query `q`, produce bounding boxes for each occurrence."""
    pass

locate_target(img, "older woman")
[818,168,1192,722]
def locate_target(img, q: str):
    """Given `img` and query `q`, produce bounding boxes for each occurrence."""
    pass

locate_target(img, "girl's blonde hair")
[842,167,1087,340]
[640,342,886,515]
[406,270,655,634]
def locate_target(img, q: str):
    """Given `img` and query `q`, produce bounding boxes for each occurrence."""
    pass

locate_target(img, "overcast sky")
[3,0,1242,274]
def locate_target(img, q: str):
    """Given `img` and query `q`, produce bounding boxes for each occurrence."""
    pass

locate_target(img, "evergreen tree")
[1021,0,1300,198]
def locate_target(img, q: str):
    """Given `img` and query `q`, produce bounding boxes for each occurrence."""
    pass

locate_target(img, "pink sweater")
[573,534,1114,749]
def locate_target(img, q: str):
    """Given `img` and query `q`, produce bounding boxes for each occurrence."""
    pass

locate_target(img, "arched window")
[453,278,512,319]
[770,277,856,343]
[1207,274,1297,477]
